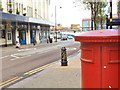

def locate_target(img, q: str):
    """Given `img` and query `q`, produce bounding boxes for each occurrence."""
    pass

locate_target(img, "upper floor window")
[7,0,12,13]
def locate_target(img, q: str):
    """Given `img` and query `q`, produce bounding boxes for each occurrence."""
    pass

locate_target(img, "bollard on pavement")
[61,47,68,66]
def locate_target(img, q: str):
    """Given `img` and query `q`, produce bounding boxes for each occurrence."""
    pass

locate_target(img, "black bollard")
[61,47,68,66]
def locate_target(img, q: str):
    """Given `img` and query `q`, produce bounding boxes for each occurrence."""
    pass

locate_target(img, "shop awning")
[1,11,54,26]
[29,18,54,26]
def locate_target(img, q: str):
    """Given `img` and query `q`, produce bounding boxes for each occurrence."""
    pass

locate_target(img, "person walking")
[33,37,36,45]
[16,36,20,48]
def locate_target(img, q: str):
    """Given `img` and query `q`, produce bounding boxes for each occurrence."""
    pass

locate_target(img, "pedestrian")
[33,37,36,45]
[47,38,49,43]
[16,36,20,48]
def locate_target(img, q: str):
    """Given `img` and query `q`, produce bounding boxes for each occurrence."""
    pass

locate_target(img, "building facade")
[82,18,91,31]
[0,0,54,46]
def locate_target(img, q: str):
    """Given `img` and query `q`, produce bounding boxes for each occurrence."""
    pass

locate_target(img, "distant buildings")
[82,19,91,31]
[71,24,80,30]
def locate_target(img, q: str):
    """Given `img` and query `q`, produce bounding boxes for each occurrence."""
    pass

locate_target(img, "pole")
[106,14,108,29]
[61,47,68,66]
[91,10,93,30]
[55,6,57,42]
[110,0,112,29]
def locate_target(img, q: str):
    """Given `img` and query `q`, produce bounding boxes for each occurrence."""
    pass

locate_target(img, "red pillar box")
[75,29,120,88]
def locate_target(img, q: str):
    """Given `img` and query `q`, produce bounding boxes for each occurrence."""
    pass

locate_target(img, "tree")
[95,1,108,29]
[74,0,108,30]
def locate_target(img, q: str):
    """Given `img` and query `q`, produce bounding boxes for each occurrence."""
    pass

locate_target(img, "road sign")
[110,18,112,22]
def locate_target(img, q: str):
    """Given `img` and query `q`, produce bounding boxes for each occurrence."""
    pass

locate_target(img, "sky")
[49,0,118,27]
[49,0,91,27]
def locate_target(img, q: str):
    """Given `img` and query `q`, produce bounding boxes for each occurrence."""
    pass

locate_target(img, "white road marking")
[11,55,31,61]
[18,48,36,52]
[67,48,77,51]
[0,55,9,59]
[11,54,20,59]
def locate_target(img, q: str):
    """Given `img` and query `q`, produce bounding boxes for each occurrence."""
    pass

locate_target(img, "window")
[7,0,12,13]
[21,4,23,14]
[19,3,20,14]
[12,1,15,13]
[27,6,29,16]
[0,30,5,38]
[8,32,11,40]
[16,2,18,13]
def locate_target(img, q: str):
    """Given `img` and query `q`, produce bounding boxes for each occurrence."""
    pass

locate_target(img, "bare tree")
[74,0,108,30]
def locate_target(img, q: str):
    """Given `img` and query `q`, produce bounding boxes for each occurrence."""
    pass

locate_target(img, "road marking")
[24,64,50,75]
[11,55,31,61]
[0,77,23,88]
[28,68,43,75]
[24,67,43,75]
[11,54,20,59]
[18,48,36,52]
[0,76,19,86]
[0,55,9,60]
[67,48,77,51]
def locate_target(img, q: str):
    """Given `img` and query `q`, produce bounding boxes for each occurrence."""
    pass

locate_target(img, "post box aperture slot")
[80,47,94,63]
[109,49,120,64]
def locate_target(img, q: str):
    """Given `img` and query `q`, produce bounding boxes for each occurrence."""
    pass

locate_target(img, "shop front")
[30,24,37,44]
[0,22,6,46]
[18,22,28,45]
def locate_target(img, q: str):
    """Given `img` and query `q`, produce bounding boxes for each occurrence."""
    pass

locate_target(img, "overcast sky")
[49,0,118,27]
[49,0,91,27]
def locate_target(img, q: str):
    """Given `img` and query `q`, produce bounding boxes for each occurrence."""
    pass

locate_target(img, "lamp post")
[55,6,62,42]
[106,14,108,29]
[55,5,57,42]
[91,10,94,30]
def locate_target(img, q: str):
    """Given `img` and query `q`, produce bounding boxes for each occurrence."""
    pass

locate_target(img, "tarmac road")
[1,41,80,84]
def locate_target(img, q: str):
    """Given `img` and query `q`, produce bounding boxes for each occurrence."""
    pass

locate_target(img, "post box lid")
[75,29,120,42]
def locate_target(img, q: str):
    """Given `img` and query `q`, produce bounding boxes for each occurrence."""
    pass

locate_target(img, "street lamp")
[55,6,57,42]
[91,14,94,30]
[106,14,108,29]
[55,6,62,42]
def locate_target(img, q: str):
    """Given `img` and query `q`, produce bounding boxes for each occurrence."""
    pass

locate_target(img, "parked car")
[67,35,74,39]
[61,34,67,40]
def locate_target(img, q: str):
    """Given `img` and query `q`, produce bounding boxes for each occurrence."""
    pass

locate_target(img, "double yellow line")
[24,64,50,75]
[0,63,52,88]
[0,76,23,88]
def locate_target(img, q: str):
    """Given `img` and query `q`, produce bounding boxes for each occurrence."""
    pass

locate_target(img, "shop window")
[8,32,11,40]
[0,30,5,38]
[7,0,12,13]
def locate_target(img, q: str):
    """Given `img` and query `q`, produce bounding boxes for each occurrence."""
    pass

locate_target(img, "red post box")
[75,29,120,88]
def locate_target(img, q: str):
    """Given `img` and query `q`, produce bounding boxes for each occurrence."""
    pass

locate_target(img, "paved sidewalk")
[9,53,81,88]
[0,41,61,52]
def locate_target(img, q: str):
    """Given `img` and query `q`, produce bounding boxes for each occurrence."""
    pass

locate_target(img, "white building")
[0,0,54,46]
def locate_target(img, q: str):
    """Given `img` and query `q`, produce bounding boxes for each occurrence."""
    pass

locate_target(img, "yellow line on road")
[28,68,43,75]
[24,64,50,75]
[0,76,19,86]
[0,77,23,88]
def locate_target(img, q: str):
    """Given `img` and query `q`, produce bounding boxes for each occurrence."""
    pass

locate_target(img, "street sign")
[111,19,120,25]
[110,18,112,22]
[112,19,120,22]
[107,19,120,26]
